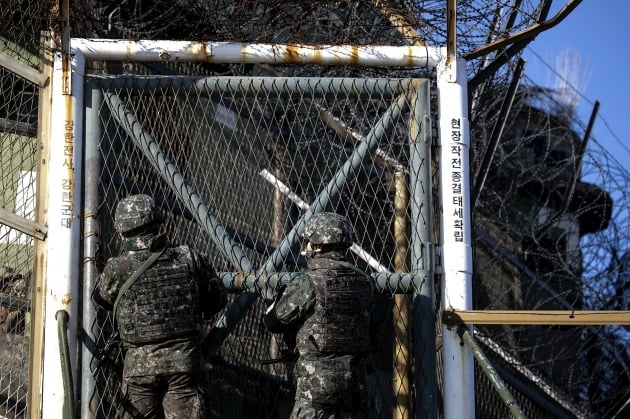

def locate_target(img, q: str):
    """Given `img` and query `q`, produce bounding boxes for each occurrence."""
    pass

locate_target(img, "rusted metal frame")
[463,0,582,60]
[409,80,438,418]
[0,207,48,240]
[472,58,525,207]
[458,327,527,419]
[80,78,102,418]
[444,310,630,325]
[0,49,49,87]
[535,100,600,239]
[71,39,441,67]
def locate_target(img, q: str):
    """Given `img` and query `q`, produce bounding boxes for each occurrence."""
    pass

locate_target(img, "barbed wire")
[1,0,628,417]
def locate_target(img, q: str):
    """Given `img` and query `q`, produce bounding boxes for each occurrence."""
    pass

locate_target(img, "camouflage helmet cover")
[114,194,163,234]
[303,212,356,248]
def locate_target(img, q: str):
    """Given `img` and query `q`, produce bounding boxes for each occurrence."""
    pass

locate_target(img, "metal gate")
[81,72,435,418]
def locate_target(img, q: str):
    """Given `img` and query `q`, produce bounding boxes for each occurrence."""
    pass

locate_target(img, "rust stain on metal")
[407,46,415,67]
[61,293,72,305]
[235,272,244,288]
[126,41,133,60]
[187,42,208,61]
[313,47,322,63]
[350,46,359,66]
[285,44,301,64]
[240,43,251,62]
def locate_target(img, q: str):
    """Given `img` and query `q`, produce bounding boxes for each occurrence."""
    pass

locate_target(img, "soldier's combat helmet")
[303,212,356,248]
[114,194,163,235]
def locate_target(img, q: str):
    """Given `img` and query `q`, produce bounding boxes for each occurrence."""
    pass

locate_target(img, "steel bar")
[89,75,410,99]
[217,271,425,294]
[459,328,526,419]
[463,0,582,60]
[409,79,437,418]
[444,310,630,325]
[72,39,442,67]
[472,58,525,207]
[80,79,102,418]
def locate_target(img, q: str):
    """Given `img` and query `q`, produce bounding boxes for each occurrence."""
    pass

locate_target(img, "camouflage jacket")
[271,251,373,410]
[95,233,227,378]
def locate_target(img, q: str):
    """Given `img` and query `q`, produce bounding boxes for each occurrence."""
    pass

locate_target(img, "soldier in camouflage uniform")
[94,194,227,419]
[264,212,374,419]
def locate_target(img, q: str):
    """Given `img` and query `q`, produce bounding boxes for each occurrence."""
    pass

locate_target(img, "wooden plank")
[443,310,630,325]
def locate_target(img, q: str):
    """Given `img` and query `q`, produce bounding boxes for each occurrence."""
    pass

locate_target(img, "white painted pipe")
[71,38,443,68]
[41,50,83,419]
[438,58,475,419]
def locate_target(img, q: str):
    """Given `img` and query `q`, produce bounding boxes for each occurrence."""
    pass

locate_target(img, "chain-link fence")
[2,0,629,418]
[82,73,432,418]
[0,0,56,416]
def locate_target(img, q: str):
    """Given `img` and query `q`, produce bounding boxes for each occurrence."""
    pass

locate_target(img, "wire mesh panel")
[0,121,36,419]
[84,74,431,418]
[0,1,49,414]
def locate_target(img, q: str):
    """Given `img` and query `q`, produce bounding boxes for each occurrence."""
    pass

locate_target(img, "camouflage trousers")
[290,400,367,419]
[122,372,207,419]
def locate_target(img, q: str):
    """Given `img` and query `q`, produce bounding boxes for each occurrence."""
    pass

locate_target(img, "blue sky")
[522,0,629,166]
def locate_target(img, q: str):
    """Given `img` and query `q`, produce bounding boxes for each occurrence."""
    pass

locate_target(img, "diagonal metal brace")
[0,49,49,87]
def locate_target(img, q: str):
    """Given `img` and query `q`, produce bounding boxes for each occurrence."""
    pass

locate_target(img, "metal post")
[41,48,83,419]
[393,172,411,419]
[81,79,102,418]
[409,79,437,418]
[438,56,475,419]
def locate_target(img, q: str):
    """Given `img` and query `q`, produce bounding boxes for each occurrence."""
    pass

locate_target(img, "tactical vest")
[116,252,201,345]
[306,267,372,353]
